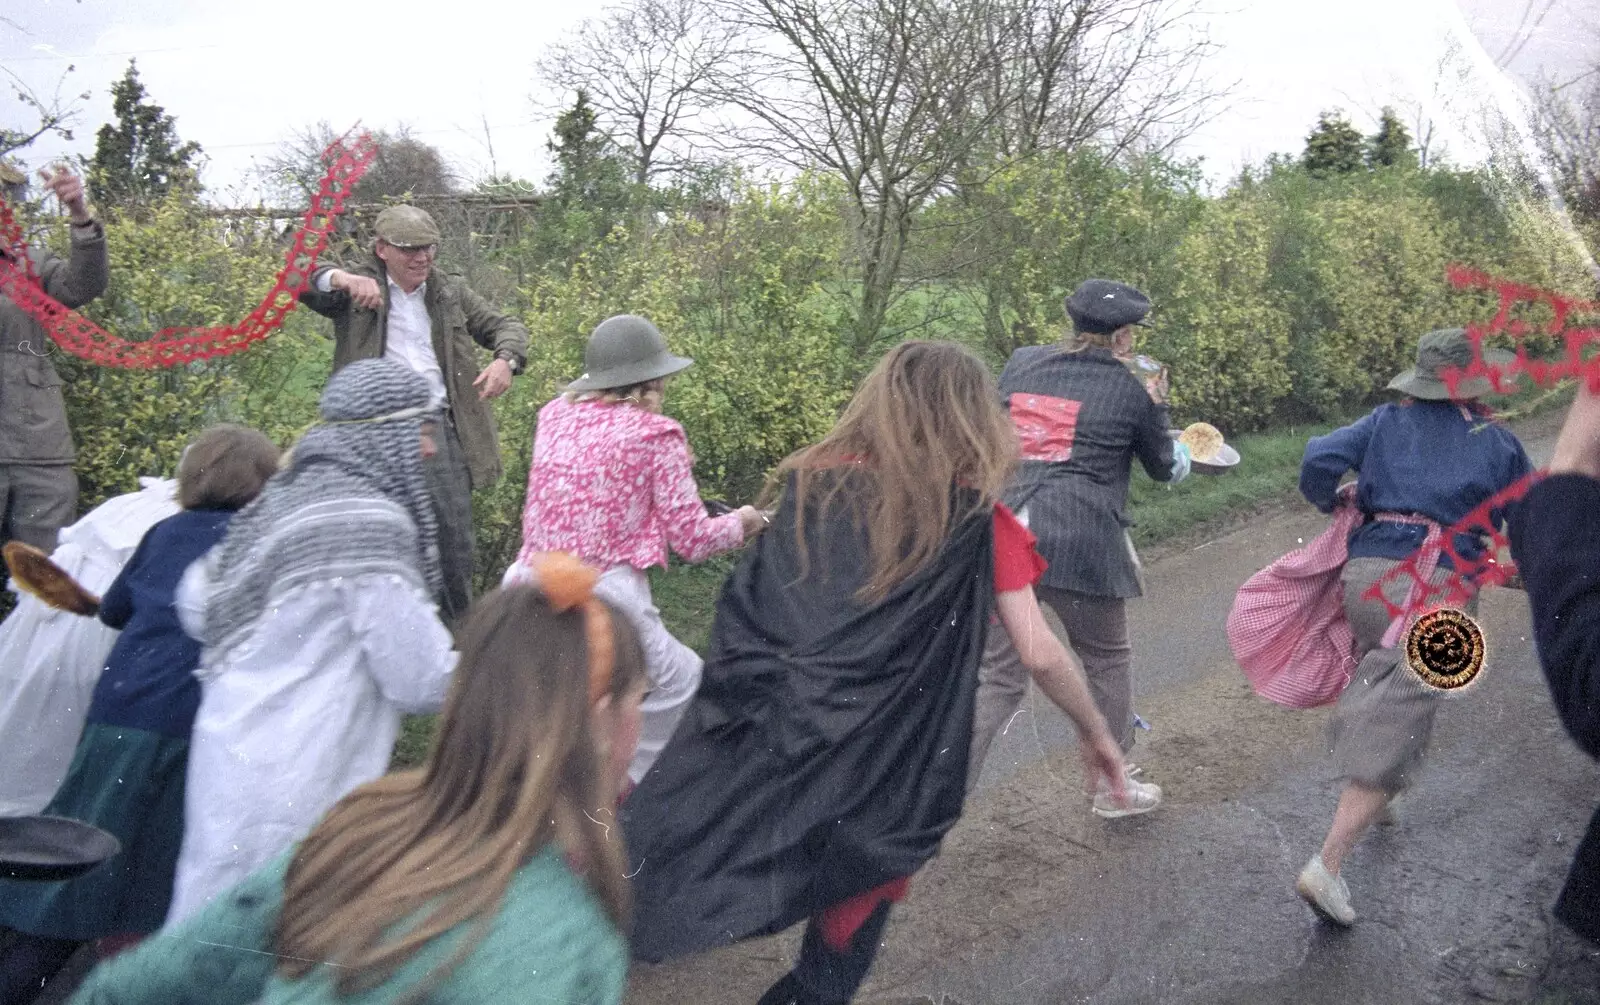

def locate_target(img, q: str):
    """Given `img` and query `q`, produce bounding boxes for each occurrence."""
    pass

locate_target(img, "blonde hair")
[1068,329,1120,351]
[769,340,1018,602]
[274,585,646,1000]
[563,378,665,414]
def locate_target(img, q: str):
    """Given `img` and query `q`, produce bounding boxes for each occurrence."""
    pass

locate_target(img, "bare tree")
[2,65,90,160]
[258,123,459,207]
[1533,67,1600,246]
[537,0,740,186]
[947,0,1224,356]
[695,0,1222,359]
[970,0,1224,165]
[704,0,1030,359]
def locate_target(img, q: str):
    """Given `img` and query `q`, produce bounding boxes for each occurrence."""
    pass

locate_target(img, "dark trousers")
[0,464,76,555]
[0,929,80,1005]
[757,901,893,1005]
[423,420,474,626]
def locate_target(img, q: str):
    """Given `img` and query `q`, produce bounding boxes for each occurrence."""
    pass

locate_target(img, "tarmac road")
[627,412,1600,1005]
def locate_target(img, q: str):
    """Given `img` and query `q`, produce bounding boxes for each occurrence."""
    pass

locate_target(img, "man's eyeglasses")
[379,240,437,258]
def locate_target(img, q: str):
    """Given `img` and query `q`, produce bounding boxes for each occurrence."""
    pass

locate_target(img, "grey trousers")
[423,421,474,626]
[0,463,76,554]
[967,587,1134,794]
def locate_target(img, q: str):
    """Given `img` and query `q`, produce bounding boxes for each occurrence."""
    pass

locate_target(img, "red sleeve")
[993,502,1047,592]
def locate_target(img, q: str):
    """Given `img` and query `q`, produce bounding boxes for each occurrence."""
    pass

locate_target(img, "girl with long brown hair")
[66,555,649,1005]
[621,340,1129,1005]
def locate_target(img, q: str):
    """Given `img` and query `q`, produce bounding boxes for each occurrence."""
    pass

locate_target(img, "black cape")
[620,473,995,962]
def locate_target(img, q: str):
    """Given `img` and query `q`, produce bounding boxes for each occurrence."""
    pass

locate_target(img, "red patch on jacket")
[1010,393,1082,462]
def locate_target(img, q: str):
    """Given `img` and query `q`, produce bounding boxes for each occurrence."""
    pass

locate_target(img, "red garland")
[1362,265,1600,620]
[0,131,377,369]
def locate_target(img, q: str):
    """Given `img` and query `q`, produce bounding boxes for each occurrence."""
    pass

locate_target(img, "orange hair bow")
[527,552,616,705]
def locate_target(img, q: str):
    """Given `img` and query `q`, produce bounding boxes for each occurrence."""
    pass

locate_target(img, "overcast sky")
[2,0,1596,202]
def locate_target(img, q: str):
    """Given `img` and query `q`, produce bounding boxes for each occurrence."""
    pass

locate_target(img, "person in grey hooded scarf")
[166,358,457,926]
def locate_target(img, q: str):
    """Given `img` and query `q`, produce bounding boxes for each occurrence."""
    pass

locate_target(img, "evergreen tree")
[536,91,635,265]
[1367,107,1417,169]
[1302,110,1365,177]
[545,91,632,211]
[89,59,203,208]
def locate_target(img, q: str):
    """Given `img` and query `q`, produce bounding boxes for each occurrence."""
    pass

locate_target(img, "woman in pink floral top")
[506,315,765,783]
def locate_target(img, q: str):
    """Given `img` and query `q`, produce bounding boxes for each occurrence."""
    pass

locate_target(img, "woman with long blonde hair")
[66,555,649,1005]
[622,340,1128,1005]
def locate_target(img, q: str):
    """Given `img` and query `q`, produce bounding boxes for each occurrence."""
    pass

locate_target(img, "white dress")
[0,478,179,816]
[165,510,455,927]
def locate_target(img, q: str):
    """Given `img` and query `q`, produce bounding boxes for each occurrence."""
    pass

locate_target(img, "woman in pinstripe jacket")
[969,279,1191,819]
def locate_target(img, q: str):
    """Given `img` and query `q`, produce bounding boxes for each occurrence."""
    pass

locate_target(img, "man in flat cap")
[0,162,107,557]
[967,278,1190,819]
[299,205,528,625]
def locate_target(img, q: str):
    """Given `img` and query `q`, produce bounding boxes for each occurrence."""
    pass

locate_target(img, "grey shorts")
[1328,556,1478,793]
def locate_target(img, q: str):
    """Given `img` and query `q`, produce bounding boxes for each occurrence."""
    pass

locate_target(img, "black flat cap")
[1064,279,1153,334]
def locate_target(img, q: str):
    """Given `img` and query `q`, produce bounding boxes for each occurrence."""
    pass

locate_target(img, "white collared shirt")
[314,270,447,409]
[383,279,448,409]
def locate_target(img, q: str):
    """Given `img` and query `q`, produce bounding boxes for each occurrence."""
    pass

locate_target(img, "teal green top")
[68,845,628,1005]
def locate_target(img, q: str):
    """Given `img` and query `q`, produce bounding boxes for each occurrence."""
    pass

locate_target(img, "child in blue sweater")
[0,424,280,1002]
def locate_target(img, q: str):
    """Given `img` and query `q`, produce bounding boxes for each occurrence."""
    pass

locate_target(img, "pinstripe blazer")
[998,344,1176,599]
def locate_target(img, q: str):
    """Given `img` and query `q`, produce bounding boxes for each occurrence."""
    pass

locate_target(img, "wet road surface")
[628,417,1600,1004]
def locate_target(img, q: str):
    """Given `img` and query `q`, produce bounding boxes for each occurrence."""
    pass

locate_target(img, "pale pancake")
[1179,422,1226,464]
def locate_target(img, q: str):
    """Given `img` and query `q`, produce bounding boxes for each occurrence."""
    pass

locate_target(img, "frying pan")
[2,541,101,616]
[0,815,121,882]
[1167,429,1241,475]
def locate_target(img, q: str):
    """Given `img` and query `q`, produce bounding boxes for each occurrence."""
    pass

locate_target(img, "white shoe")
[1296,854,1356,926]
[1092,763,1162,818]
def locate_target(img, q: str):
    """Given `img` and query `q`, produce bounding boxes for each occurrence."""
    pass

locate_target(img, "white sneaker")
[1296,854,1356,926]
[1092,763,1162,818]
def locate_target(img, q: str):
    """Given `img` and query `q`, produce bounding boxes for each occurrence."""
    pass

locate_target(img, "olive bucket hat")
[1387,328,1516,401]
[566,315,693,393]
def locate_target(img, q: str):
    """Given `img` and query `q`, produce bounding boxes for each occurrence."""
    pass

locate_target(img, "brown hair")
[769,340,1018,601]
[273,585,647,999]
[177,424,280,511]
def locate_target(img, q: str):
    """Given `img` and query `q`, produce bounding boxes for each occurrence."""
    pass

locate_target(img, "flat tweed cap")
[374,205,441,249]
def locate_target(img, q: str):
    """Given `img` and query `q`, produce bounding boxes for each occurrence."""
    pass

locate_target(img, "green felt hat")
[1387,328,1515,400]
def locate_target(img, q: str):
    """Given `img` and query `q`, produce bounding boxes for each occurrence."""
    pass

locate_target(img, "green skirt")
[0,724,188,941]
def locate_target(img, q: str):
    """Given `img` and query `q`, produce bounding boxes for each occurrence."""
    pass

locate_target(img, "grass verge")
[1125,422,1339,549]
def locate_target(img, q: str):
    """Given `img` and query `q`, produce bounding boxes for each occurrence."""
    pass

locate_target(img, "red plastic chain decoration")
[0,130,377,369]
[1439,265,1600,397]
[1362,264,1600,620]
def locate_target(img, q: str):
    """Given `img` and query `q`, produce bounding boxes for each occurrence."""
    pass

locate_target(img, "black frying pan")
[704,499,735,517]
[0,815,121,882]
